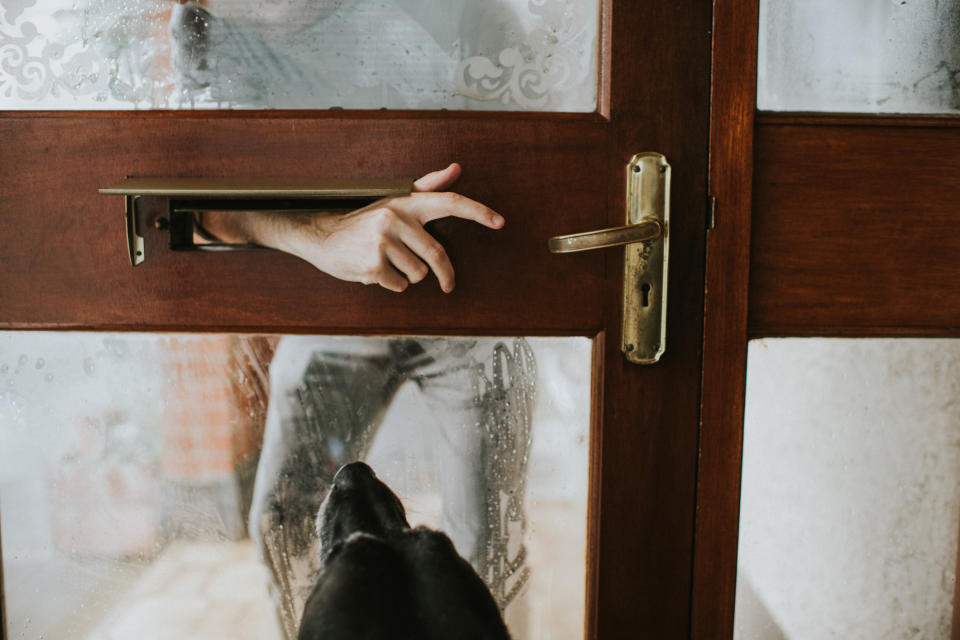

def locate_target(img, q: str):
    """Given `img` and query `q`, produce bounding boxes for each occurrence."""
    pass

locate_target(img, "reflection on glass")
[758,0,960,114]
[0,0,599,111]
[735,339,960,639]
[0,333,591,640]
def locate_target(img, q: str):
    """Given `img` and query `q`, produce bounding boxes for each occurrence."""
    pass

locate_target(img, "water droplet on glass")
[35,358,44,369]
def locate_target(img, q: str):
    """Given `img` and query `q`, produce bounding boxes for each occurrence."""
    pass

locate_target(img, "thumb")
[413,162,462,193]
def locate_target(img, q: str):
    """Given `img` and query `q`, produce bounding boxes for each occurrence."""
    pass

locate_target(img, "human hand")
[204,163,504,293]
[286,163,504,293]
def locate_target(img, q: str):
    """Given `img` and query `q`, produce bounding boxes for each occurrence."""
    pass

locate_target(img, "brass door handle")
[547,219,662,253]
[547,152,670,365]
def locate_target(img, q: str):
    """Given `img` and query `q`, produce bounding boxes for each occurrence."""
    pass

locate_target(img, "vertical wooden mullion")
[691,0,759,638]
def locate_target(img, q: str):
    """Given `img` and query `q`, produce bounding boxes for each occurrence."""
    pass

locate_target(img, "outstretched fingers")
[392,191,505,229]
[352,165,504,293]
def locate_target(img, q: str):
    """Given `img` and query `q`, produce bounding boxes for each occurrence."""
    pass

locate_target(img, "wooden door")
[693,1,960,637]
[0,1,718,638]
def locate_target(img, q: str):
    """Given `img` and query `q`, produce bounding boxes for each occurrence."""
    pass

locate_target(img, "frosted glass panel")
[758,0,960,114]
[0,333,591,640]
[735,339,960,639]
[0,0,599,111]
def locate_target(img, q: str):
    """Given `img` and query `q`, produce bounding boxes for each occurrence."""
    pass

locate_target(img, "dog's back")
[298,462,510,640]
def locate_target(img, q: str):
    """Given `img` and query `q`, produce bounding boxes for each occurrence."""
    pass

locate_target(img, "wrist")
[200,209,337,273]
[200,210,297,248]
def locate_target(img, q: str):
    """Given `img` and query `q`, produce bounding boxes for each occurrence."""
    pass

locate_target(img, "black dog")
[298,462,512,640]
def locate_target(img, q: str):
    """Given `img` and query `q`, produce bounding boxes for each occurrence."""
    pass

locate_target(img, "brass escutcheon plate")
[621,152,670,364]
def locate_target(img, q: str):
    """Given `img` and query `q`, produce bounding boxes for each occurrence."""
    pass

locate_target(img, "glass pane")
[758,0,960,114]
[0,0,599,111]
[0,333,591,639]
[735,338,960,639]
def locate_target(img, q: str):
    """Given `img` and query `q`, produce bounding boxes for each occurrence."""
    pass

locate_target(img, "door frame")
[693,1,960,638]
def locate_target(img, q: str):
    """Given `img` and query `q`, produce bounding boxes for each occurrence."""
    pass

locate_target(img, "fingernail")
[492,214,505,227]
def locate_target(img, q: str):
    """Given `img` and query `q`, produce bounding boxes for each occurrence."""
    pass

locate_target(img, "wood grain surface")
[0,116,608,334]
[691,0,759,637]
[750,116,960,337]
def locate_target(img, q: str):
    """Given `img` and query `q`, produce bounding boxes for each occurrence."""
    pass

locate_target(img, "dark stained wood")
[0,116,607,334]
[757,112,960,129]
[584,330,606,640]
[597,0,612,120]
[692,0,758,638]
[0,1,714,638]
[593,1,711,637]
[750,120,960,337]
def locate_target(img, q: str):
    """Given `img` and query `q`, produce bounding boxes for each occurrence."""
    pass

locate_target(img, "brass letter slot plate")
[100,177,411,266]
[548,152,670,364]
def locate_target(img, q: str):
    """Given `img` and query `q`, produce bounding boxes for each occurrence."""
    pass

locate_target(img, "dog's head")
[299,462,510,640]
[316,461,410,557]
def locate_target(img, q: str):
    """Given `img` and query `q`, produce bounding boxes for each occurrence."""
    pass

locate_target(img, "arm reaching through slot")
[201,163,505,293]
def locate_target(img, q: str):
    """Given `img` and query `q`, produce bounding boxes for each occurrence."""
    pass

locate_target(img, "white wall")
[735,339,960,639]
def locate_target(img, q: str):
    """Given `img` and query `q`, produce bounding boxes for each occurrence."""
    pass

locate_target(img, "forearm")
[191,163,503,293]
[200,210,322,255]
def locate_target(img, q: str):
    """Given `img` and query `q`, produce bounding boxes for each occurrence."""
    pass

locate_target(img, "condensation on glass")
[758,0,960,114]
[0,0,599,111]
[735,339,960,639]
[0,332,591,640]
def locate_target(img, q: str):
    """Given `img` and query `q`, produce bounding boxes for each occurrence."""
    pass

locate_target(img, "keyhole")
[641,282,651,307]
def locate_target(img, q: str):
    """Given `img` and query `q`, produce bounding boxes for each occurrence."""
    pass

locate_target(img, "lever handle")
[547,152,670,365]
[547,219,662,254]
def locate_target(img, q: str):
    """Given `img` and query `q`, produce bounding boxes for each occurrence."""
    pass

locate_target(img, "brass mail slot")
[99,177,412,266]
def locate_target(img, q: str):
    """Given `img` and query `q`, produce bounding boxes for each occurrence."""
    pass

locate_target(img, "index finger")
[391,192,505,229]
